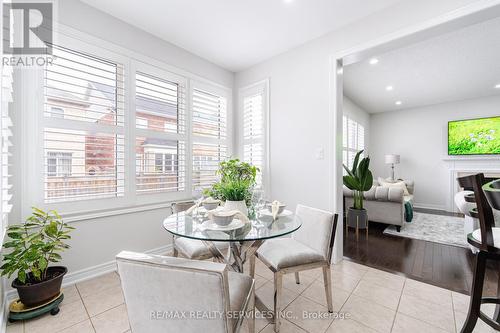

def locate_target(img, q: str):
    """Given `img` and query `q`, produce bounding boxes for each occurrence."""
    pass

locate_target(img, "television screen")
[448,116,500,155]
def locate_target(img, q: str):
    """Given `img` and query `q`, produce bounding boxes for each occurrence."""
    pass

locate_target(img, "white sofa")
[344,180,414,231]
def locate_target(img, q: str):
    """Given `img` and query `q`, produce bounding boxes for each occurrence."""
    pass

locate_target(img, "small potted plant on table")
[343,150,373,232]
[1,207,74,308]
[204,159,259,216]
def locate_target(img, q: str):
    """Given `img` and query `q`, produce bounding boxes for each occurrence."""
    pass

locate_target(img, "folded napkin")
[207,210,250,225]
[185,197,220,216]
[271,200,281,220]
[185,202,199,216]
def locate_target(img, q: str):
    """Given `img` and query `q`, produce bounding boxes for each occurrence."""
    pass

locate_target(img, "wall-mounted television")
[448,116,500,155]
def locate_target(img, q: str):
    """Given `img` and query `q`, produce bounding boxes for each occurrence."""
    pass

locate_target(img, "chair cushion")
[472,227,500,248]
[175,238,229,259]
[228,272,253,312]
[256,238,325,270]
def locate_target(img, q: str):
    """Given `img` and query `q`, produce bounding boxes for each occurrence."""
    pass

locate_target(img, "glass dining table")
[162,208,302,273]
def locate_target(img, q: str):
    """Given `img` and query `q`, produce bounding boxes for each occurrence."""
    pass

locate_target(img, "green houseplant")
[1,207,74,307]
[204,159,259,215]
[343,150,373,229]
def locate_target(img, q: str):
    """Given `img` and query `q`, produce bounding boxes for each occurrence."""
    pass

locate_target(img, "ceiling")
[80,0,401,72]
[344,16,500,113]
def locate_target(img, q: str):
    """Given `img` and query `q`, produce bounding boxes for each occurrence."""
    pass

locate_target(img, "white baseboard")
[413,203,449,212]
[3,244,172,302]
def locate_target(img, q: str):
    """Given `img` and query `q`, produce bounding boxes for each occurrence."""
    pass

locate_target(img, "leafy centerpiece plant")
[204,159,259,215]
[343,150,373,228]
[1,207,74,307]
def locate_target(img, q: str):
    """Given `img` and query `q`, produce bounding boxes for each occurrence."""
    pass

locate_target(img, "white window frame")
[239,79,270,194]
[18,24,233,220]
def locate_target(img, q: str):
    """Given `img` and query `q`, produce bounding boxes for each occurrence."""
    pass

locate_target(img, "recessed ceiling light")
[395,101,402,106]
[495,84,500,89]
[369,58,379,65]
[386,85,394,91]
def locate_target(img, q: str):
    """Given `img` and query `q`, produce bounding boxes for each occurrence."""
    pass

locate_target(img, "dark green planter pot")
[12,266,67,307]
[347,208,368,229]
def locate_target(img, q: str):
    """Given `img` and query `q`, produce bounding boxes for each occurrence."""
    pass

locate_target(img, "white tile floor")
[6,260,497,333]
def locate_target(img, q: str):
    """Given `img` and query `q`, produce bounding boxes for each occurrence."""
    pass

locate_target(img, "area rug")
[383,212,468,248]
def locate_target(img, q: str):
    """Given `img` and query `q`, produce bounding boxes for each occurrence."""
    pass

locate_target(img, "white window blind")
[135,71,186,194]
[191,86,228,191]
[241,81,268,189]
[43,45,125,203]
[342,115,365,171]
[1,63,13,226]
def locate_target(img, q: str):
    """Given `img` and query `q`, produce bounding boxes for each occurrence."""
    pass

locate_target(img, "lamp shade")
[385,154,400,164]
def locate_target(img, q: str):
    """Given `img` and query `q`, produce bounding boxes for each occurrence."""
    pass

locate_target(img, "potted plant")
[204,159,259,216]
[343,150,373,229]
[1,207,74,307]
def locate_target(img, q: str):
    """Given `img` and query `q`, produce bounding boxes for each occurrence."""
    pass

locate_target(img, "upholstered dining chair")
[117,251,255,333]
[171,201,229,260]
[457,174,500,333]
[249,204,338,332]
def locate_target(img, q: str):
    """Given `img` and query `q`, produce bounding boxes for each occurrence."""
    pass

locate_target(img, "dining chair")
[171,201,229,260]
[249,204,338,332]
[457,174,500,333]
[117,251,255,333]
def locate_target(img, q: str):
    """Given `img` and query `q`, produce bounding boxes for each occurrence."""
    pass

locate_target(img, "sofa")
[344,179,414,231]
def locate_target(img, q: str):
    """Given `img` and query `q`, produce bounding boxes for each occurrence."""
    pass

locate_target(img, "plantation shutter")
[191,85,228,191]
[241,82,268,189]
[43,45,125,202]
[1,63,13,225]
[135,71,186,194]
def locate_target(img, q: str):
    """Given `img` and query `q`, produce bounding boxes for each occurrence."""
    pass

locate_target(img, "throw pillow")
[378,177,410,196]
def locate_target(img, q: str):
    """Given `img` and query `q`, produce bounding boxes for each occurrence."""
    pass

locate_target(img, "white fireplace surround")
[445,155,500,212]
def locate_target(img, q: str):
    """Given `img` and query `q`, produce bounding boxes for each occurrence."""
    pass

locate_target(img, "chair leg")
[273,272,283,333]
[294,272,300,284]
[249,254,256,278]
[322,266,333,313]
[495,264,500,324]
[461,251,487,333]
[249,287,256,333]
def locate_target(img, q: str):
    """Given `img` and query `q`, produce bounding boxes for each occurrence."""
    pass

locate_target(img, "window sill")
[61,201,183,223]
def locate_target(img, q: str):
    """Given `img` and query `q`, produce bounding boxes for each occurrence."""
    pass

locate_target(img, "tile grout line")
[74,283,97,333]
[389,277,407,332]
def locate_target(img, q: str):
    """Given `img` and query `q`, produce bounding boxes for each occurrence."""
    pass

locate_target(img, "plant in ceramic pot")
[1,207,75,307]
[343,150,373,229]
[204,159,259,216]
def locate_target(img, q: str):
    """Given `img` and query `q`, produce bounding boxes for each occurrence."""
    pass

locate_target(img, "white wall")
[343,96,370,152]
[369,95,500,210]
[235,0,480,211]
[9,0,234,279]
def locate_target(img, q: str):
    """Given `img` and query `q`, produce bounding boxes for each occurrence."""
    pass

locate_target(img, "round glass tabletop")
[163,209,302,242]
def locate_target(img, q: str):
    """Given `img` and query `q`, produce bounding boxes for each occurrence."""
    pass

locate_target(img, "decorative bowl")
[211,211,237,226]
[203,201,220,211]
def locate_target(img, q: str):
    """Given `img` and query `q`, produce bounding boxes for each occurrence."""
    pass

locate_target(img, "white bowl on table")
[211,211,237,226]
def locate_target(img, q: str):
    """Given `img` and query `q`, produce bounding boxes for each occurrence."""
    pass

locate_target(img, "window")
[342,116,365,170]
[43,45,125,203]
[47,152,72,177]
[191,85,229,191]
[23,33,233,214]
[135,70,186,194]
[240,81,268,189]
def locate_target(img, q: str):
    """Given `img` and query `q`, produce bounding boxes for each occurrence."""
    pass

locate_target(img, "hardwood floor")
[343,209,499,296]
